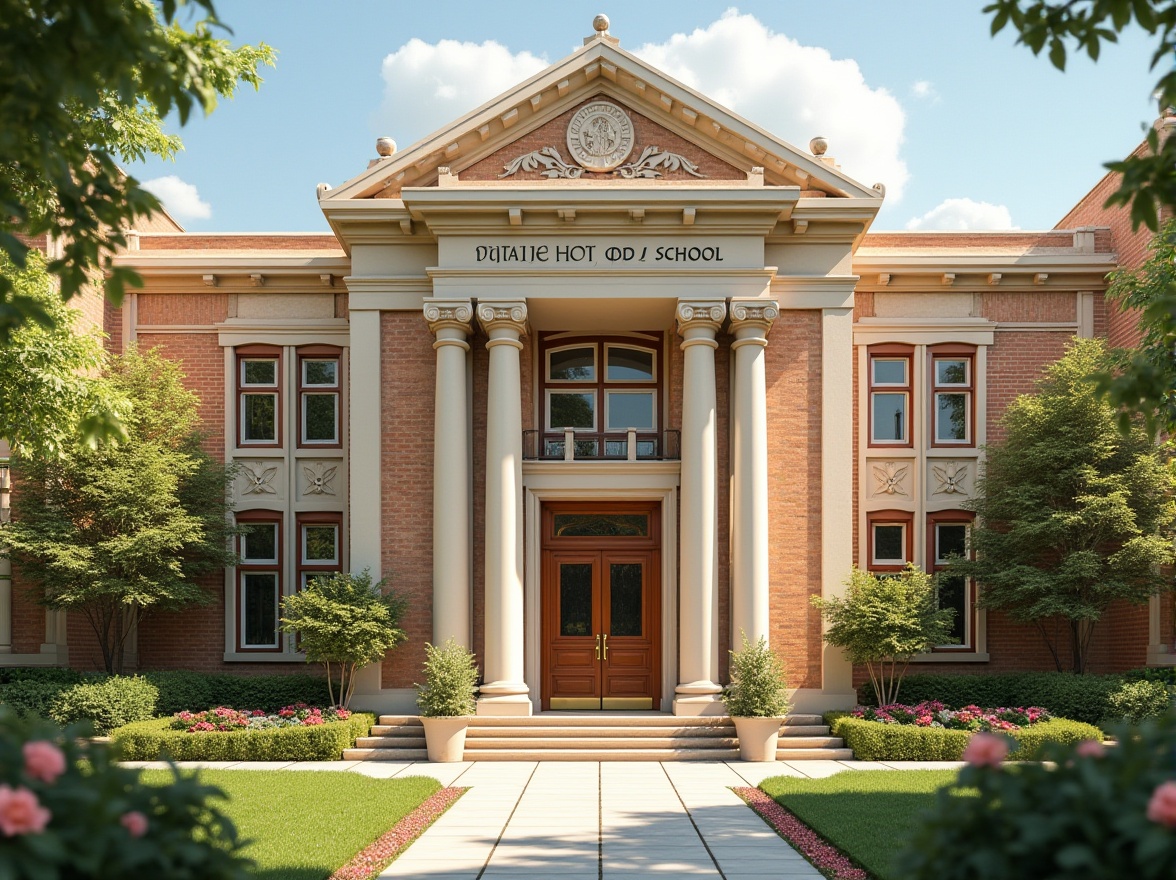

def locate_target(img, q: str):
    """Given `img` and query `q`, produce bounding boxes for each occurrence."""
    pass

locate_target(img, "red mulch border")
[329,785,468,880]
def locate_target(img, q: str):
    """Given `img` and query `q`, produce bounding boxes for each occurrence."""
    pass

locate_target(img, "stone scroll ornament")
[499,145,706,180]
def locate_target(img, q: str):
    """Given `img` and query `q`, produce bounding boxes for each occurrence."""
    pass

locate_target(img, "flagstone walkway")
[125,757,965,878]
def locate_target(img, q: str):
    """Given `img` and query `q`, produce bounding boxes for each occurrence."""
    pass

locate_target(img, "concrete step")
[375,713,828,728]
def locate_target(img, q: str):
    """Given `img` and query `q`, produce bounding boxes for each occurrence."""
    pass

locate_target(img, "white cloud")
[911,80,938,101]
[632,10,909,200]
[905,198,1017,231]
[141,175,211,221]
[377,38,548,147]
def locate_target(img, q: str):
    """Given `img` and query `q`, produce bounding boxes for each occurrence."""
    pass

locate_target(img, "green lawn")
[141,769,441,880]
[759,770,971,880]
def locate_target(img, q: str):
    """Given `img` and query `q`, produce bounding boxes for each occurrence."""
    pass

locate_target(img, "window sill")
[911,651,989,663]
[1146,647,1176,667]
[223,651,305,663]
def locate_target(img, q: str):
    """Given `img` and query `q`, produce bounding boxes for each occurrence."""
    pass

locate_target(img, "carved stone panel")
[297,459,345,500]
[236,459,285,503]
[866,458,915,501]
[927,458,976,505]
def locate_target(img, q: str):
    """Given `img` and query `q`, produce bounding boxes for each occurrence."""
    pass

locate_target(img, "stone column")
[476,301,532,716]
[424,299,473,648]
[674,300,726,716]
[730,300,779,648]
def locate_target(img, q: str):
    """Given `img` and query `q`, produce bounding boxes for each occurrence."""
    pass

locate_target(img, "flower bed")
[852,701,1050,732]
[172,703,351,733]
[827,712,1103,762]
[113,712,374,762]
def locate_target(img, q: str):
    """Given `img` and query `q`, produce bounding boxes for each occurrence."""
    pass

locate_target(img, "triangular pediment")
[321,34,880,203]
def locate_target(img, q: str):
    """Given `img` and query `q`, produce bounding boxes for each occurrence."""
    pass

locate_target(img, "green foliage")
[112,714,374,761]
[0,0,274,341]
[828,714,1103,761]
[953,339,1176,673]
[416,640,478,717]
[0,708,251,879]
[813,565,955,706]
[139,769,441,879]
[986,0,1176,232]
[1124,665,1176,686]
[0,667,84,686]
[1107,679,1172,723]
[0,680,71,719]
[1093,221,1176,436]
[0,251,127,454]
[722,632,790,717]
[897,709,1176,879]
[145,670,332,716]
[50,675,159,735]
[3,347,239,673]
[857,671,1133,725]
[279,570,407,709]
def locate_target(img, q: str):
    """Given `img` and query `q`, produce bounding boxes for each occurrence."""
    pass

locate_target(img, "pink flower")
[0,785,51,836]
[1147,781,1176,828]
[120,811,148,838]
[1075,739,1106,759]
[962,732,1008,767]
[22,741,66,785]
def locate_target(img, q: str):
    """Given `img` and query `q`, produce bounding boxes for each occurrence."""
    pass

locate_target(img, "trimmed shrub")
[0,666,84,686]
[0,679,72,718]
[50,676,159,735]
[145,671,332,716]
[827,714,1103,761]
[1107,679,1172,724]
[1123,666,1176,687]
[112,713,374,761]
[857,672,1124,725]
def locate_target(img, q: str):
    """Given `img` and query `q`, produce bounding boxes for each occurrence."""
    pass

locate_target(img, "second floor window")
[238,347,281,446]
[868,346,912,447]
[299,354,340,446]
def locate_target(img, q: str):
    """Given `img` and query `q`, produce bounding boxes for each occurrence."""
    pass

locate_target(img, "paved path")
[124,759,965,879]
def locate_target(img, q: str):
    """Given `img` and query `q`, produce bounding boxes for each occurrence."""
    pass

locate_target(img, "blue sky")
[129,2,1159,233]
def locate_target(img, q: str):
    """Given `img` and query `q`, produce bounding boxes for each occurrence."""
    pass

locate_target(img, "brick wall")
[765,311,824,689]
[984,330,1073,445]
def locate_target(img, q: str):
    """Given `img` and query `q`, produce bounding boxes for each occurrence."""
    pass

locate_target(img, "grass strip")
[141,769,441,879]
[733,787,868,880]
[758,769,966,880]
[329,786,466,880]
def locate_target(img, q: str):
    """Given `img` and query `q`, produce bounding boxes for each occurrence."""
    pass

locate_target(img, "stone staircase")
[343,713,852,761]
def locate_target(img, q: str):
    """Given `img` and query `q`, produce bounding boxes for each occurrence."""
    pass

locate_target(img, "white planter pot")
[733,716,782,762]
[420,716,470,762]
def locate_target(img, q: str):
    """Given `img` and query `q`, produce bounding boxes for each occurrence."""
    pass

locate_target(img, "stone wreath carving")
[499,144,706,180]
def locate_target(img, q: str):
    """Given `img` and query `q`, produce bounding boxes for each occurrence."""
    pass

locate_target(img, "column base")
[672,693,726,717]
[476,693,533,717]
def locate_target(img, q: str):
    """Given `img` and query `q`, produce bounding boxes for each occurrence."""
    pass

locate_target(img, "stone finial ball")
[809,136,828,156]
[593,14,610,33]
[375,137,397,157]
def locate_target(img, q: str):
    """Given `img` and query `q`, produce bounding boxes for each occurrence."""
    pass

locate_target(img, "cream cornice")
[853,318,997,346]
[853,251,1115,292]
[319,39,881,203]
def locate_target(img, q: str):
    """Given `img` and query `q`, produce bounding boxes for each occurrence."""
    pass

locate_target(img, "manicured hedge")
[826,714,1104,762]
[144,670,332,716]
[112,713,375,761]
[858,673,1127,725]
[50,675,158,734]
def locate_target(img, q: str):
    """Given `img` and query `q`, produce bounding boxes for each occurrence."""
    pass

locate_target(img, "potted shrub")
[415,640,478,762]
[723,633,791,761]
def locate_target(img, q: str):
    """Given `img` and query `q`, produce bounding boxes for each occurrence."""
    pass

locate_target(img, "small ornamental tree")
[279,570,406,709]
[415,640,479,718]
[723,633,790,718]
[812,565,955,707]
[952,339,1176,673]
[3,348,238,674]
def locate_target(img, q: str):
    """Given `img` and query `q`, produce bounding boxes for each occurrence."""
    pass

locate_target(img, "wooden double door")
[541,502,660,711]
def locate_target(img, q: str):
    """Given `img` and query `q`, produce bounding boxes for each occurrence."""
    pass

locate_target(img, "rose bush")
[852,701,1051,732]
[170,703,351,733]
[0,706,250,879]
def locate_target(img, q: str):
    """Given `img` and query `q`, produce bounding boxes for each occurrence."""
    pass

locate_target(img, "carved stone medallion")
[566,101,634,172]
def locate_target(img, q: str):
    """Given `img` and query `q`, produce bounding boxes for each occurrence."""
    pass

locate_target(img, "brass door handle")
[602,633,608,660]
[595,633,601,660]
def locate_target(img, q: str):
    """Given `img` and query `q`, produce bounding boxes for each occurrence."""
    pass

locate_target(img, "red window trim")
[235,509,283,653]
[237,345,282,449]
[867,508,914,572]
[296,511,343,589]
[867,344,914,449]
[928,344,976,449]
[296,346,342,450]
[926,509,975,652]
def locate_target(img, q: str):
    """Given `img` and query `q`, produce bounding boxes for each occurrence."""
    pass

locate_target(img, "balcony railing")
[523,429,681,462]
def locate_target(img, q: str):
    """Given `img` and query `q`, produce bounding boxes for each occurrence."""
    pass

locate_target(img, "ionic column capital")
[676,300,726,347]
[476,300,528,343]
[729,299,780,346]
[424,298,473,350]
